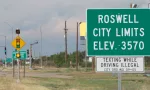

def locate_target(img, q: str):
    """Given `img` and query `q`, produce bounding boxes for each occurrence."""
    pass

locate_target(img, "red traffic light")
[16,38,20,42]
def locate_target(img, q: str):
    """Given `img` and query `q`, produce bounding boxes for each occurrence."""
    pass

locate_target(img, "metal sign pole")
[11,28,26,82]
[19,59,20,80]
[13,58,15,78]
[17,58,20,83]
[24,59,25,77]
[118,71,122,90]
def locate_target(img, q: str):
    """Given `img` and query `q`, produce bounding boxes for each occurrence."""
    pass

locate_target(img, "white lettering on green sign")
[92,13,145,51]
[98,14,139,24]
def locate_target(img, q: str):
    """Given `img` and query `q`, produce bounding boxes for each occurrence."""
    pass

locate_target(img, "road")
[1,68,150,79]
[0,70,73,79]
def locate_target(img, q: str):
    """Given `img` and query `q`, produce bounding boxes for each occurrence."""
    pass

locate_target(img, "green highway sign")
[86,9,150,56]
[2,58,12,63]
[12,50,27,60]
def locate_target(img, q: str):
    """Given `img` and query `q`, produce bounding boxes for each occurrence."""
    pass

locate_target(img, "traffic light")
[4,47,6,55]
[27,49,29,58]
[16,52,20,58]
[16,38,20,48]
[16,29,20,34]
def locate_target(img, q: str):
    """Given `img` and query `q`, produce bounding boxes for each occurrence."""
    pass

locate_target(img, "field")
[0,67,150,90]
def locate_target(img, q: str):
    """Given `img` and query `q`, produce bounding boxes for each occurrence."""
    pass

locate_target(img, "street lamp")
[4,22,13,40]
[29,41,38,69]
[76,22,82,70]
[0,35,7,67]
[0,35,6,47]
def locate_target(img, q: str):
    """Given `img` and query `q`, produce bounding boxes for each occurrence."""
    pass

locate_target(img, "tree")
[45,51,86,68]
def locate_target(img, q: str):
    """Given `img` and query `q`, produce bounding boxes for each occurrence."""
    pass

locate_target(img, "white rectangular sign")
[96,57,144,73]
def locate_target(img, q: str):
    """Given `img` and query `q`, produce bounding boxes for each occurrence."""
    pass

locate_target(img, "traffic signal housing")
[16,38,20,49]
[16,52,20,58]
[27,49,29,58]
[4,47,6,55]
[16,29,20,34]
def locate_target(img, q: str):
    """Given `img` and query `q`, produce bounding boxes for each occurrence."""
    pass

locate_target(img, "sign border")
[11,36,26,51]
[86,8,150,56]
[12,50,27,60]
[95,56,145,73]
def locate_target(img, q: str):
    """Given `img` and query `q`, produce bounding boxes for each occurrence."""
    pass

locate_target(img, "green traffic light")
[16,45,20,48]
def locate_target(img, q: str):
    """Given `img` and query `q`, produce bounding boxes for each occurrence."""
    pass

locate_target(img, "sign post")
[16,51,20,83]
[11,29,26,83]
[118,71,121,90]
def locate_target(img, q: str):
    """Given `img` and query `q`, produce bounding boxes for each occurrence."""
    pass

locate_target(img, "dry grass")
[1,67,150,90]
[0,76,49,90]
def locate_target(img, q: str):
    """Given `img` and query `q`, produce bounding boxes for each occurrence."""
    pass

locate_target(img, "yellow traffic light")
[16,53,20,58]
[16,42,20,45]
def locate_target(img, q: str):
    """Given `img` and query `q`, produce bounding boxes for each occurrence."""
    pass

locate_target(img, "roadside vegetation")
[0,68,150,90]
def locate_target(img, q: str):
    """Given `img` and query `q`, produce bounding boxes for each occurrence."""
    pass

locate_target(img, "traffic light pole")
[17,58,20,83]
[13,49,16,78]
[29,41,38,69]
[29,44,32,69]
[4,36,7,68]
[0,35,7,68]
[15,29,21,83]
[24,59,25,77]
[12,52,14,77]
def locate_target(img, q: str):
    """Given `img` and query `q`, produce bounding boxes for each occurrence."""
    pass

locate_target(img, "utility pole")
[64,21,68,64]
[40,25,43,68]
[76,22,79,71]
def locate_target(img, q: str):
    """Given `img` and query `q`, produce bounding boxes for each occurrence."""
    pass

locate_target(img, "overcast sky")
[0,0,149,58]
